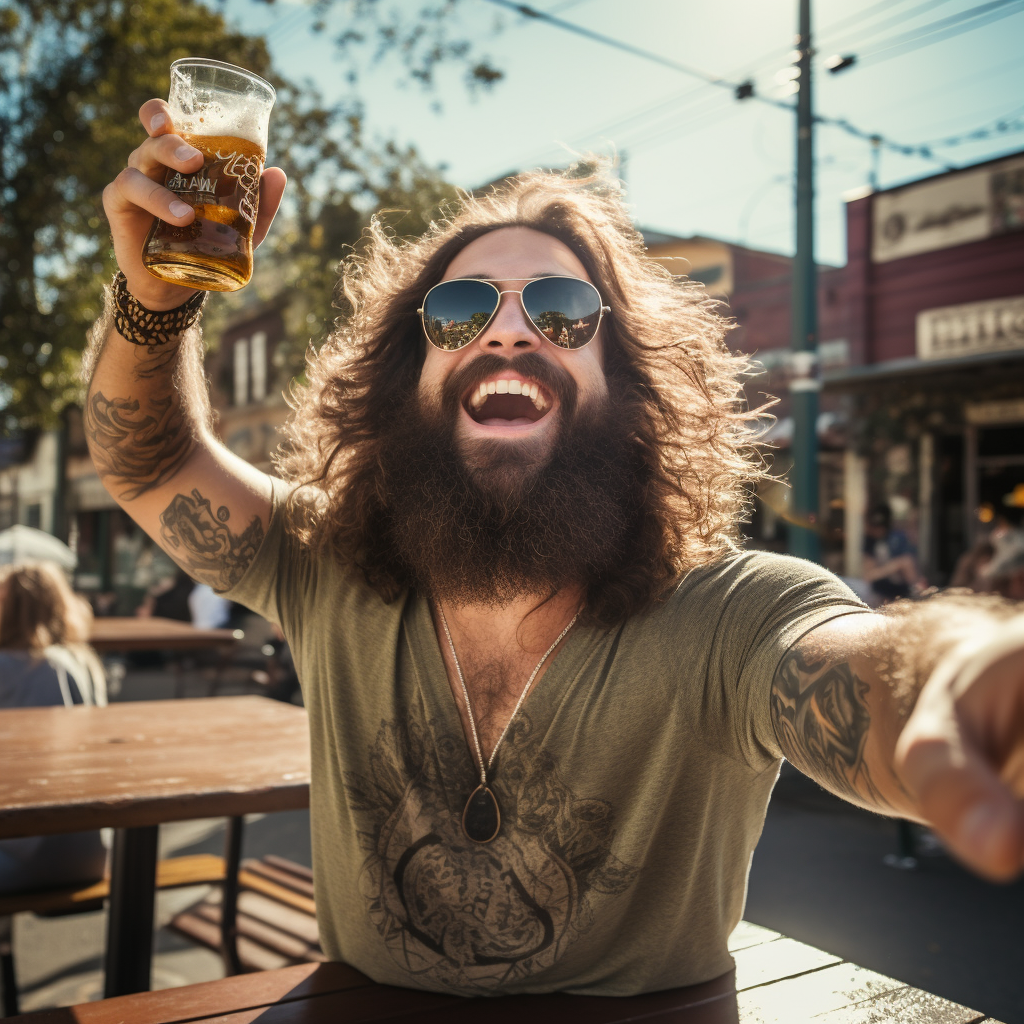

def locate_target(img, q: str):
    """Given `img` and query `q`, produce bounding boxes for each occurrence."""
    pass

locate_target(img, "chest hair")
[450,644,544,758]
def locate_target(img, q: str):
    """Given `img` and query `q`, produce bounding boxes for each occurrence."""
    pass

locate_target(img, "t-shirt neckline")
[404,591,594,777]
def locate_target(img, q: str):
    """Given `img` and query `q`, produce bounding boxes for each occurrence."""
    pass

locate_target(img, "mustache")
[438,352,579,418]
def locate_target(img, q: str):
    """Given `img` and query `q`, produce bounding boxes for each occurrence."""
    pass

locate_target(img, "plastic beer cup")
[142,58,276,292]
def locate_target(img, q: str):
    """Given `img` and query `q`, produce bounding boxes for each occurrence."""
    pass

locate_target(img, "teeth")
[468,378,550,413]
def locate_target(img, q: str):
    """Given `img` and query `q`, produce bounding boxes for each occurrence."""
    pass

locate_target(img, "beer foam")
[169,66,271,150]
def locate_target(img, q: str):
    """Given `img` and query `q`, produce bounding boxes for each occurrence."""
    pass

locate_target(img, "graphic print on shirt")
[344,714,640,992]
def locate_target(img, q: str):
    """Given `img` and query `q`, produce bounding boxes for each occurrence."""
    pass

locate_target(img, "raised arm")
[771,597,1024,881]
[85,99,287,591]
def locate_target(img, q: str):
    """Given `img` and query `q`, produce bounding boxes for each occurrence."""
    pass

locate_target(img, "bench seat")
[0,854,227,918]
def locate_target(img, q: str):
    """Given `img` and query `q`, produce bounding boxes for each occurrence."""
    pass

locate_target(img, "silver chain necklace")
[438,603,579,843]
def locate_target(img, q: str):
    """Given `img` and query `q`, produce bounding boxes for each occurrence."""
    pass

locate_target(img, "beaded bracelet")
[111,272,207,350]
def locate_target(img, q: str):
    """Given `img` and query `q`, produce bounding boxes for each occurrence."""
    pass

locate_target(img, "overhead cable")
[856,0,1024,66]
[481,0,956,169]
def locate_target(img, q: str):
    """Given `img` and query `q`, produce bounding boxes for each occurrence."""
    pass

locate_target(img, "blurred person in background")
[982,530,1024,601]
[862,504,923,605]
[0,562,108,893]
[76,100,1024,997]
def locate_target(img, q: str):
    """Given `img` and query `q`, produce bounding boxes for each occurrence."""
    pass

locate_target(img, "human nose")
[475,290,542,354]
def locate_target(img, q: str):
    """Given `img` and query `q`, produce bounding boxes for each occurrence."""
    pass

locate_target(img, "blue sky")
[217,0,1024,266]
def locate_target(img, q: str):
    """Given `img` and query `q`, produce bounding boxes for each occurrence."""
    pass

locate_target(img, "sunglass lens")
[522,278,602,349]
[422,280,499,350]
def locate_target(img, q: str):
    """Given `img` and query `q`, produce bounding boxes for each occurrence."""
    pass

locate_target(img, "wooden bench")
[0,854,227,918]
[2,921,1002,1023]
[169,855,321,971]
[0,854,229,1017]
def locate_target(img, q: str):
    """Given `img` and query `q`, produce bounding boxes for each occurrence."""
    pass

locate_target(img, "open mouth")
[463,375,553,426]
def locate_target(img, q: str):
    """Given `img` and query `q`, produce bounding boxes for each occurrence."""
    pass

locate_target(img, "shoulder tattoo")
[770,646,890,809]
[159,488,264,591]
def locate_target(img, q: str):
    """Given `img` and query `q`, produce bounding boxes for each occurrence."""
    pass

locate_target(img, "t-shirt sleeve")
[683,550,870,771]
[219,476,314,637]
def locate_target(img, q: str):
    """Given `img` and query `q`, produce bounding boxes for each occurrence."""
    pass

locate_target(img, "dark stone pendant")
[462,784,501,843]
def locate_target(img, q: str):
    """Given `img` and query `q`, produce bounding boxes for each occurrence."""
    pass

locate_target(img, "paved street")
[6,671,1023,1021]
[747,764,1024,1023]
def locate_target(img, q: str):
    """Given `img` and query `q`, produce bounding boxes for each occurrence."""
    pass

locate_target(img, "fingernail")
[175,145,201,161]
[169,201,192,218]
[150,113,167,131]
[958,802,1003,860]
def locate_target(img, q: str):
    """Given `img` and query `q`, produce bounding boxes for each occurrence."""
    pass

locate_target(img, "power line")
[922,104,1024,147]
[822,0,957,52]
[857,0,1024,65]
[481,0,739,95]
[481,0,956,169]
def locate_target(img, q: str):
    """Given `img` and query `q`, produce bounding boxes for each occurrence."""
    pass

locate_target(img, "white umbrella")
[0,525,78,571]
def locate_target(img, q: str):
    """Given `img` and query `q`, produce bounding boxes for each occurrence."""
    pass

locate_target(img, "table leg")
[220,815,244,975]
[103,825,159,997]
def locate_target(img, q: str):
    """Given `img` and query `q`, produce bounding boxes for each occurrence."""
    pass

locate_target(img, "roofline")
[823,348,1024,388]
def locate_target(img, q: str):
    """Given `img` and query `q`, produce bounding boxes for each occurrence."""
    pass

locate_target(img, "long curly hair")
[277,163,767,626]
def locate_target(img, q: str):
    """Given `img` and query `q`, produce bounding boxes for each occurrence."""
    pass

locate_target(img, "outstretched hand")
[101,98,287,311]
[895,617,1024,881]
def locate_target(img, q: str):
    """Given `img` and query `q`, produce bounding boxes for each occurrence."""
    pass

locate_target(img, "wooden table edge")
[0,783,310,839]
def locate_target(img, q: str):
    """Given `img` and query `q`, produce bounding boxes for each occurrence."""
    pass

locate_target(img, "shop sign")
[917,295,1024,361]
[873,153,1024,263]
[965,398,1024,425]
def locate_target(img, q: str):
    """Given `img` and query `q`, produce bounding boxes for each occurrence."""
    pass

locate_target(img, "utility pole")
[789,0,820,562]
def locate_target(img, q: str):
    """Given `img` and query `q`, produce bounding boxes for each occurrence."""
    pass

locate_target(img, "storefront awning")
[823,348,1024,390]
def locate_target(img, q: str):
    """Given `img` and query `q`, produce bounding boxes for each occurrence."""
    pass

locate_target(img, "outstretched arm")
[771,596,1024,881]
[85,99,287,590]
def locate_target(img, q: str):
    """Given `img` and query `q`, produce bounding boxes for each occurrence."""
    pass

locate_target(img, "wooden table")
[88,616,237,653]
[7,921,999,1023]
[0,697,309,998]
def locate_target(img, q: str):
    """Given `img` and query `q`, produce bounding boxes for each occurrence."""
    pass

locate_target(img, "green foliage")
[0,0,492,434]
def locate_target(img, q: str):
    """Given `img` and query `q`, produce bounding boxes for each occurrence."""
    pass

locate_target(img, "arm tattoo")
[159,488,264,591]
[771,648,892,809]
[85,391,194,501]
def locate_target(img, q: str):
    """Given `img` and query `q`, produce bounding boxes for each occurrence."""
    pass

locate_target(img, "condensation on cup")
[142,58,276,292]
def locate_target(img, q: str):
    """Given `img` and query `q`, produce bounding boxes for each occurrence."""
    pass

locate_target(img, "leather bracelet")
[111,272,207,349]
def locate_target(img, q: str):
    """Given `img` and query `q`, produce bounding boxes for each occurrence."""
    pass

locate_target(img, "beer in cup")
[142,59,276,292]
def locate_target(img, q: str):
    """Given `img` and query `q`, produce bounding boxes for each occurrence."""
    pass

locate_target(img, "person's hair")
[868,504,892,530]
[277,161,768,626]
[0,561,93,651]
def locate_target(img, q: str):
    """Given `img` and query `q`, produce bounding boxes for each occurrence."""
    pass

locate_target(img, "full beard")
[370,352,642,607]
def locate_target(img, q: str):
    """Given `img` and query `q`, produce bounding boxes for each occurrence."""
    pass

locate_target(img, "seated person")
[0,562,108,893]
[862,505,921,604]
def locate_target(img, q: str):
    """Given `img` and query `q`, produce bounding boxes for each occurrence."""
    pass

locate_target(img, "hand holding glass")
[142,59,276,292]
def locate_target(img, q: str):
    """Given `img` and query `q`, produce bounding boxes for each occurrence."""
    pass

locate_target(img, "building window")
[250,331,267,402]
[232,331,269,406]
[25,503,41,529]
[233,338,249,407]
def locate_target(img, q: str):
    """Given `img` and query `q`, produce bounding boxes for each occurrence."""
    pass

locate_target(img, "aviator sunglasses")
[418,276,610,352]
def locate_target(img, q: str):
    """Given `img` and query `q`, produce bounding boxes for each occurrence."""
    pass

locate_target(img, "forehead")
[442,226,592,283]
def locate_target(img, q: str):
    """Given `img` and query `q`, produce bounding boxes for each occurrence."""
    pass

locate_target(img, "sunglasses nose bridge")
[480,288,543,349]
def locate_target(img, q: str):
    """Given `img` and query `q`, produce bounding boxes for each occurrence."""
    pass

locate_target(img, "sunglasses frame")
[417,276,611,352]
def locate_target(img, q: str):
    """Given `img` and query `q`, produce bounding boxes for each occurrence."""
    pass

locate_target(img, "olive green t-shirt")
[225,479,866,996]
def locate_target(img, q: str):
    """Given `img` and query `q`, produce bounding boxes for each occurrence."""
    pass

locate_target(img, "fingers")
[128,133,204,180]
[253,168,288,249]
[896,635,1024,881]
[139,99,174,137]
[103,166,195,226]
[897,723,1024,881]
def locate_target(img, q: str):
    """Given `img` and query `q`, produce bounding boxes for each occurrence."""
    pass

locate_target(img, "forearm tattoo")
[771,648,891,809]
[159,488,263,591]
[85,391,194,501]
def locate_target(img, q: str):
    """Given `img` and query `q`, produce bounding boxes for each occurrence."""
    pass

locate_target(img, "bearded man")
[85,99,1024,998]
